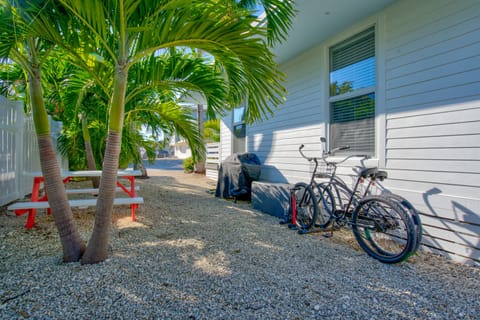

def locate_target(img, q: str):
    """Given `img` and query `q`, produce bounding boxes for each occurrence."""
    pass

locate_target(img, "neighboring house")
[220,0,480,265]
[170,133,192,159]
[169,97,207,159]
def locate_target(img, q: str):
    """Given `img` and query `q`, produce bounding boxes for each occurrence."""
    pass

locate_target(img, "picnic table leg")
[23,177,42,228]
[116,176,137,221]
[131,204,138,222]
[130,176,137,221]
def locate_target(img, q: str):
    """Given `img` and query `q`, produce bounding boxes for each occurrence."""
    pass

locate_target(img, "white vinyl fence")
[205,142,220,181]
[0,96,67,206]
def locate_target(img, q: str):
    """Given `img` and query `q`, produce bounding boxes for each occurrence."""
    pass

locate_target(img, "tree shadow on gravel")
[1,173,479,319]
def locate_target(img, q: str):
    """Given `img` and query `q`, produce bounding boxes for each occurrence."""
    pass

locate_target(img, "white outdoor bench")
[65,186,140,195]
[8,197,144,211]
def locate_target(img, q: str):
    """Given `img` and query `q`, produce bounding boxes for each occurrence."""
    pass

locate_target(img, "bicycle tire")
[315,182,335,228]
[351,195,416,264]
[384,193,423,254]
[292,182,318,231]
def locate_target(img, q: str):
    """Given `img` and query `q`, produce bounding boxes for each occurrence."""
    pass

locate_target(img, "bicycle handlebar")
[321,141,368,164]
[299,143,368,164]
[298,144,313,162]
[325,153,369,165]
[329,145,350,154]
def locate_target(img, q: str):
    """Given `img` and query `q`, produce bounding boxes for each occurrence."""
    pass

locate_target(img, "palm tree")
[0,2,86,262]
[4,0,295,264]
[69,0,293,264]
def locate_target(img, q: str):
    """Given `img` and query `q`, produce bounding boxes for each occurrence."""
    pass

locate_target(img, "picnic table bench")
[7,170,143,228]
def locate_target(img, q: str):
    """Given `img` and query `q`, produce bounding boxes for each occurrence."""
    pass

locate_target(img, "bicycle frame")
[306,152,368,217]
[317,166,377,220]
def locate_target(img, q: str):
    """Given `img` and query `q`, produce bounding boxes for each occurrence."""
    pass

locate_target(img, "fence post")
[0,97,24,205]
[205,142,220,180]
[15,101,25,201]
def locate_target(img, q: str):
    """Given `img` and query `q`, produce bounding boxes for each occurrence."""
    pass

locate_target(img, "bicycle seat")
[374,170,388,181]
[359,167,378,179]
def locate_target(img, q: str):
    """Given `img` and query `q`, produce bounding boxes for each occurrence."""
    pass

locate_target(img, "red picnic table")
[8,170,143,228]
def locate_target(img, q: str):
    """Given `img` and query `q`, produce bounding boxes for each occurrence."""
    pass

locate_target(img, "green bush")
[183,157,194,173]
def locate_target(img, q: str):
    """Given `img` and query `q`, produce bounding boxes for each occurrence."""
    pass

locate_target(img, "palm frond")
[125,98,203,160]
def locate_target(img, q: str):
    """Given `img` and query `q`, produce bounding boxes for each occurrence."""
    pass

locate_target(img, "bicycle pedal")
[287,223,297,230]
[279,219,292,225]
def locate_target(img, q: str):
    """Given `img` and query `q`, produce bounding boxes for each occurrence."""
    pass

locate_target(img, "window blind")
[329,27,376,156]
[330,93,375,156]
[330,27,375,72]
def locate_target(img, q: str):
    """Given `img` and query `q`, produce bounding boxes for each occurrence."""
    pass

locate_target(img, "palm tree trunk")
[38,135,86,261]
[81,131,121,264]
[81,114,100,188]
[30,65,85,262]
[194,104,205,173]
[82,63,128,264]
[133,149,149,178]
[132,122,148,178]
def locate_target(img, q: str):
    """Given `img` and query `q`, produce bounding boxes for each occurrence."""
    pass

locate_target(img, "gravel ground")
[1,167,479,319]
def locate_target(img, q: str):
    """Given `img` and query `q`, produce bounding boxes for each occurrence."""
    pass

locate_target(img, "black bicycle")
[280,144,334,231]
[292,140,418,264]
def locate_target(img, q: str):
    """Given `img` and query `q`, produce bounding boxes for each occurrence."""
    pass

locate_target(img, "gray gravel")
[1,169,479,319]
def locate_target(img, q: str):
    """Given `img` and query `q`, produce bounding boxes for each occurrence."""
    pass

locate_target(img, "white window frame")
[322,16,386,167]
[328,26,376,157]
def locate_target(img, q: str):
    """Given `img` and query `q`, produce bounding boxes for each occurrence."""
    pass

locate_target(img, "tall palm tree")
[0,2,86,262]
[4,0,295,264]
[66,0,292,264]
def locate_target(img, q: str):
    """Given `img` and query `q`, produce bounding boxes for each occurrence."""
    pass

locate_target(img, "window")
[233,105,246,153]
[329,27,375,156]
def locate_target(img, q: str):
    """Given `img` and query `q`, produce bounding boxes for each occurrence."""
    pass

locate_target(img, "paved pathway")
[143,158,183,171]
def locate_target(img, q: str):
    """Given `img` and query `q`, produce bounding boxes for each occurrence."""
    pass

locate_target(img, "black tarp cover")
[215,153,261,200]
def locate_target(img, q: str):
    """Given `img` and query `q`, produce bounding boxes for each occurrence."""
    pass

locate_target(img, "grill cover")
[215,153,261,200]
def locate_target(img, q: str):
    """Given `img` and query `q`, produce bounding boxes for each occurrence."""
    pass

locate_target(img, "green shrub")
[183,157,194,173]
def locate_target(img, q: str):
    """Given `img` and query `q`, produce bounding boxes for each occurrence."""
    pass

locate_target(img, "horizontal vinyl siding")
[219,0,480,265]
[383,0,480,264]
[248,48,326,183]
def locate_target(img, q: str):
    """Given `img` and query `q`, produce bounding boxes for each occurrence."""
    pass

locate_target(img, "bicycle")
[292,140,418,264]
[316,137,423,256]
[279,146,330,231]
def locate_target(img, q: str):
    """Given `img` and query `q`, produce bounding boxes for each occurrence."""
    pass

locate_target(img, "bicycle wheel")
[315,182,335,228]
[351,195,416,264]
[385,194,423,254]
[292,182,318,230]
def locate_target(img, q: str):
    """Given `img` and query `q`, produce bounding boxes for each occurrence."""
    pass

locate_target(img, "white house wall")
[382,0,480,264]
[232,0,480,265]
[248,48,328,184]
